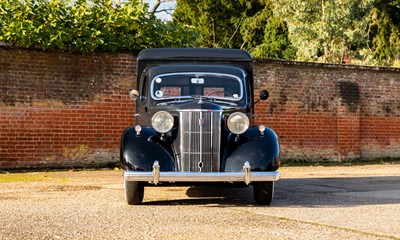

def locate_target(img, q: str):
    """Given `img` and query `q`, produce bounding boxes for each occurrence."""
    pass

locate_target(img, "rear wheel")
[124,180,144,205]
[253,181,274,205]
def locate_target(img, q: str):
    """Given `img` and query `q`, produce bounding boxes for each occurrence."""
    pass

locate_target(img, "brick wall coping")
[2,45,399,72]
[2,45,399,73]
[255,58,400,73]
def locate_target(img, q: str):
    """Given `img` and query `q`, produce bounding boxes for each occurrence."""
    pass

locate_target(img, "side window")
[140,76,147,102]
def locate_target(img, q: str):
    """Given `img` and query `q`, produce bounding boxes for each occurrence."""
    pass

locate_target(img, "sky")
[147,0,175,21]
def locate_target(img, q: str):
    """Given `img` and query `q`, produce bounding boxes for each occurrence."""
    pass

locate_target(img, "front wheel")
[124,180,144,205]
[253,181,274,205]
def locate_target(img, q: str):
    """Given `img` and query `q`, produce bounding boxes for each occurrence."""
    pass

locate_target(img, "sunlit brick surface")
[1,48,399,168]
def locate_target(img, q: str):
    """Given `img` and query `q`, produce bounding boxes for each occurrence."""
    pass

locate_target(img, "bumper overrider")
[124,161,280,185]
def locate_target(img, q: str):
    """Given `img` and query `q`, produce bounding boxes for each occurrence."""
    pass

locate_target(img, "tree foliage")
[274,0,400,66]
[240,1,296,59]
[1,0,399,66]
[173,0,246,48]
[0,0,196,54]
[174,0,399,66]
[173,0,296,59]
[367,0,400,66]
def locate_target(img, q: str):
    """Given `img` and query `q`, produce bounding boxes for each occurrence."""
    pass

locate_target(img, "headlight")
[227,112,249,135]
[152,111,174,133]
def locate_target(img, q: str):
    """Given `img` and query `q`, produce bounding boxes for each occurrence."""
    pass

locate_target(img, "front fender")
[224,127,280,172]
[120,126,175,171]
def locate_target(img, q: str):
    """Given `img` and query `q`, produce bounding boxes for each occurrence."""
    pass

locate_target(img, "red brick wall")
[254,60,400,161]
[1,48,399,169]
[0,48,136,168]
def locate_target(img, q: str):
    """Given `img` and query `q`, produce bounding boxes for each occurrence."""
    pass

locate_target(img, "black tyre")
[253,181,274,205]
[124,180,144,205]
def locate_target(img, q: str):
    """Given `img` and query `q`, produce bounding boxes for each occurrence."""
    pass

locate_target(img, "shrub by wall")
[1,47,399,169]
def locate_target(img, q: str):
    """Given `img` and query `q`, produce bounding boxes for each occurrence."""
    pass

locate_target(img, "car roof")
[138,48,252,62]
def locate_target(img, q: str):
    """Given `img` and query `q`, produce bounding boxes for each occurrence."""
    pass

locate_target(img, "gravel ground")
[0,164,399,240]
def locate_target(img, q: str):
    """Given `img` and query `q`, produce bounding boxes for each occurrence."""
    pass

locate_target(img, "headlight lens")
[227,112,249,135]
[152,111,174,133]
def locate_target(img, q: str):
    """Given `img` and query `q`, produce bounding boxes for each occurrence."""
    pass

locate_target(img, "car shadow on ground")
[142,185,255,206]
[273,176,400,208]
[141,176,400,207]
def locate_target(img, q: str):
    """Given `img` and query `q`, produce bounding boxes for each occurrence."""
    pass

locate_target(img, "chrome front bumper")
[124,161,280,185]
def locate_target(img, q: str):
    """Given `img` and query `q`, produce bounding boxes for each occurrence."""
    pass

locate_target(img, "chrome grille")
[178,110,221,172]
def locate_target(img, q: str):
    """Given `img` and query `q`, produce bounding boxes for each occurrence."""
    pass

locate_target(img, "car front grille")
[178,110,221,172]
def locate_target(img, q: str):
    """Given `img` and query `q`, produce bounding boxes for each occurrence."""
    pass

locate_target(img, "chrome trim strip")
[152,161,160,185]
[178,110,222,172]
[177,109,223,112]
[188,111,192,170]
[199,111,203,172]
[243,161,251,185]
[124,171,280,184]
[125,161,280,184]
[210,111,213,172]
[150,72,245,101]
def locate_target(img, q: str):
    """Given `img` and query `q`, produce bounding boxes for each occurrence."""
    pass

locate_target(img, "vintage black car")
[120,48,280,205]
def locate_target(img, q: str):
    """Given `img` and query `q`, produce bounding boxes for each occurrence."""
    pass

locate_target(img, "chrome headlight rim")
[151,111,174,134]
[227,112,249,135]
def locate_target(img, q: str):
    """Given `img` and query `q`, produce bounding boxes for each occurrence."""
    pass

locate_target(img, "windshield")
[150,72,244,102]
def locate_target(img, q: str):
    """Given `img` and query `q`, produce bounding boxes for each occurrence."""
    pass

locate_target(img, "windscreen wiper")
[157,96,194,105]
[195,96,237,106]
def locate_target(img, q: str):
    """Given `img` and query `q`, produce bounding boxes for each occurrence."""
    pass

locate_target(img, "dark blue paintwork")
[121,124,279,172]
[224,127,280,172]
[120,48,279,175]
[120,127,175,171]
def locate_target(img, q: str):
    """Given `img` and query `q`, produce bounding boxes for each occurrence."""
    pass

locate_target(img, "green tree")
[239,0,296,59]
[173,0,247,48]
[0,0,196,54]
[249,17,296,59]
[173,0,295,59]
[274,0,371,63]
[274,0,400,66]
[367,0,400,66]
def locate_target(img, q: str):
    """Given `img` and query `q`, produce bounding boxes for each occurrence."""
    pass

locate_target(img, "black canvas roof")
[138,48,252,62]
[136,48,254,96]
